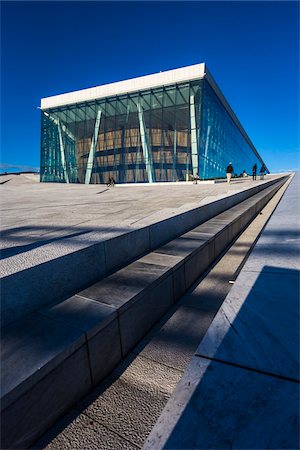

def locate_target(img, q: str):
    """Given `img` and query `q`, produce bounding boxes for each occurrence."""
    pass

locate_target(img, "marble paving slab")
[196,267,300,381]
[241,243,300,272]
[143,356,299,450]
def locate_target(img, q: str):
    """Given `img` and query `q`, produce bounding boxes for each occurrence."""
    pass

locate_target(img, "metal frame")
[57,119,69,183]
[190,94,198,177]
[137,102,155,183]
[203,125,211,177]
[85,109,102,184]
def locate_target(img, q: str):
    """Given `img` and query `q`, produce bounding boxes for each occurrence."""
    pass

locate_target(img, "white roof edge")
[41,63,206,109]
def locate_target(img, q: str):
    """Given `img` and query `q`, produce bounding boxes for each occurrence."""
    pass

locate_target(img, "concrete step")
[32,174,294,450]
[1,175,287,328]
[143,173,299,450]
[1,176,288,449]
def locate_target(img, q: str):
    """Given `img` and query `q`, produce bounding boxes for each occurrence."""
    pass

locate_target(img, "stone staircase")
[1,175,288,449]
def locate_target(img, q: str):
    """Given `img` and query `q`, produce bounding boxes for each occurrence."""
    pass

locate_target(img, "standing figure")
[260,164,266,180]
[193,172,200,184]
[252,163,257,181]
[226,162,234,184]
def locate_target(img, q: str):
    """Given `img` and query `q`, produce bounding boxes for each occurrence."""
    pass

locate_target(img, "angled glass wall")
[40,81,203,184]
[40,77,266,183]
[198,80,263,179]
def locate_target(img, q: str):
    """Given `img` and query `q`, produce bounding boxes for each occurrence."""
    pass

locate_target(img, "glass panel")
[199,80,264,179]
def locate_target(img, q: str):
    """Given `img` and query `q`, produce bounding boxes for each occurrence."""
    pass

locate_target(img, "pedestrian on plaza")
[252,163,257,181]
[226,162,234,184]
[260,164,266,180]
[193,172,200,184]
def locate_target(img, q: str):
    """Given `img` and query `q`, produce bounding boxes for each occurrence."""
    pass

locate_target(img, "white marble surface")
[196,267,300,381]
[143,356,300,450]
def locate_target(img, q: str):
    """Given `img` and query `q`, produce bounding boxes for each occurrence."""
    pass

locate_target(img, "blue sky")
[1,1,299,173]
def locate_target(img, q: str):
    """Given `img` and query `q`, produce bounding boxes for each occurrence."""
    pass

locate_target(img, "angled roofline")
[40,63,206,110]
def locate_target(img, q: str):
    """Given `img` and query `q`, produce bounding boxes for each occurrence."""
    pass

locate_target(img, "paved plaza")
[0,173,286,328]
[1,173,280,269]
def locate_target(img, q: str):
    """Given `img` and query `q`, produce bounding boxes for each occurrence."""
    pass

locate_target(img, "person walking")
[226,162,234,184]
[260,164,266,180]
[252,163,257,181]
[193,172,200,184]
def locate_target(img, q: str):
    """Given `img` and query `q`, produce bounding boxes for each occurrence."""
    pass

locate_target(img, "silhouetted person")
[260,164,266,180]
[226,162,234,184]
[243,169,247,177]
[252,163,257,181]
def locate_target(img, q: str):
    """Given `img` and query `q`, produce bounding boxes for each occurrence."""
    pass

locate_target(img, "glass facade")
[199,81,263,179]
[41,78,265,184]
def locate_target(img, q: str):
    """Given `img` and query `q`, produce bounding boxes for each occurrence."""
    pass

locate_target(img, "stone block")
[138,251,183,270]
[172,265,186,302]
[153,236,202,260]
[239,208,252,229]
[78,260,170,313]
[149,209,200,250]
[1,313,85,412]
[192,219,226,236]
[39,296,122,386]
[39,295,117,339]
[181,231,214,262]
[228,215,242,241]
[212,226,229,258]
[104,227,150,273]
[119,275,174,355]
[138,252,186,303]
[88,318,122,385]
[1,243,106,328]
[184,241,210,287]
[1,346,92,450]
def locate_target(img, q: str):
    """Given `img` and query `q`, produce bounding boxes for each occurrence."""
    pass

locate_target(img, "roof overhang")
[41,63,206,110]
